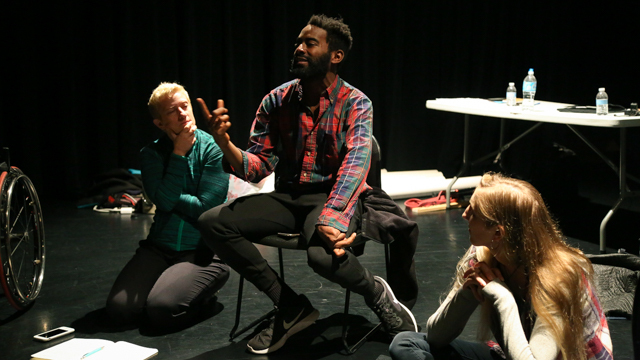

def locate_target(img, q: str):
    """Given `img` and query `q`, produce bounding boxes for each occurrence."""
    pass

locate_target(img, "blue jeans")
[389,331,501,360]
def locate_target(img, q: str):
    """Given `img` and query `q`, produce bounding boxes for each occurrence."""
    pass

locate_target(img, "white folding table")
[426,98,640,252]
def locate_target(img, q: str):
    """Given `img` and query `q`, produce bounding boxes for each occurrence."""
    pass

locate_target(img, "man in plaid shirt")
[197,14,417,354]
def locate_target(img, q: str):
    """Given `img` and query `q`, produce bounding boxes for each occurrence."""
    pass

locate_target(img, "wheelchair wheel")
[0,167,45,310]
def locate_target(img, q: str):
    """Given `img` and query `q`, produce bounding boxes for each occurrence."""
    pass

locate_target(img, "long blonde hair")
[450,173,593,360]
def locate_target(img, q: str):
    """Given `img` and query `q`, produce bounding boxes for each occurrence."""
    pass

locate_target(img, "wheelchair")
[0,148,45,310]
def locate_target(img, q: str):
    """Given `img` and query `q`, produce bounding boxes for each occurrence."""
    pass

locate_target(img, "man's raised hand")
[197,98,245,173]
[197,98,231,146]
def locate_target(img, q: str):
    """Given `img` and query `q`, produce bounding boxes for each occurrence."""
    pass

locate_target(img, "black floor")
[1,200,636,359]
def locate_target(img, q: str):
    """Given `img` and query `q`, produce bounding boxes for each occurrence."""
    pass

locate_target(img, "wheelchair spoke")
[15,240,26,281]
[1,254,7,274]
[9,202,24,235]
[8,231,35,296]
[8,202,31,259]
[10,214,33,250]
[9,235,26,258]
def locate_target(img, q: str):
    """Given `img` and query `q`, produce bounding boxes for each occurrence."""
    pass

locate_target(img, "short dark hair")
[308,15,353,61]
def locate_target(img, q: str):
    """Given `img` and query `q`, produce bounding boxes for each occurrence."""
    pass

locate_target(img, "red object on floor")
[404,190,459,209]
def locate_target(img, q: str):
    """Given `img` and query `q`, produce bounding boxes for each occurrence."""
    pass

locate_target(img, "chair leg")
[228,275,244,340]
[230,242,393,352]
[278,248,285,280]
[341,288,381,354]
[384,242,391,276]
[340,243,391,354]
[229,275,277,341]
[228,246,287,341]
[633,271,640,357]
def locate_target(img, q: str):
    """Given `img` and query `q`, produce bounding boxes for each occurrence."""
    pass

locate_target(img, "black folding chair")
[228,136,388,354]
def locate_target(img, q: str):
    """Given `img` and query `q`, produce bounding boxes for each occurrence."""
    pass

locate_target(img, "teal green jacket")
[140,129,228,251]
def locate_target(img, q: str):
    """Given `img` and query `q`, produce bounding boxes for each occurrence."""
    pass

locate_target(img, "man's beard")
[290,52,331,80]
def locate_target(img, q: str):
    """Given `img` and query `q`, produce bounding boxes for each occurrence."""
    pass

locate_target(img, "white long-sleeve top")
[425,278,612,360]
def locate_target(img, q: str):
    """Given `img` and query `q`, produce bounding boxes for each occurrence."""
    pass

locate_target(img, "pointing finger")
[197,98,212,119]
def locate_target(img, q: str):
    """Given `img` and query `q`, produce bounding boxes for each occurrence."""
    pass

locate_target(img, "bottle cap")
[599,87,605,91]
[528,68,534,73]
[509,82,514,86]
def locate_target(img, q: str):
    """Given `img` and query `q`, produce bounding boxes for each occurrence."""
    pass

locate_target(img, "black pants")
[197,191,375,300]
[106,240,230,328]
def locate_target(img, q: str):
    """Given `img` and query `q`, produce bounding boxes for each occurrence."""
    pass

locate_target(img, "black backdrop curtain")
[3,1,639,202]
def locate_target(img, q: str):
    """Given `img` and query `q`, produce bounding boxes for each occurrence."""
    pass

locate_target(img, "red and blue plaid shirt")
[237,76,373,232]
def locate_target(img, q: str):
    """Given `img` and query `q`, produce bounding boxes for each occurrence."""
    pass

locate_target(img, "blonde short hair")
[148,82,190,120]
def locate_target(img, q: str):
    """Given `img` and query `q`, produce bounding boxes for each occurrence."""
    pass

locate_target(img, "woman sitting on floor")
[389,172,613,360]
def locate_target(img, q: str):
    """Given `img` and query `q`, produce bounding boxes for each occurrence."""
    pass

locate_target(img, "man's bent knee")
[197,205,229,244]
[307,246,334,278]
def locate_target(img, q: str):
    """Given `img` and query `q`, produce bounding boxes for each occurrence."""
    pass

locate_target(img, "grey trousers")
[106,240,229,328]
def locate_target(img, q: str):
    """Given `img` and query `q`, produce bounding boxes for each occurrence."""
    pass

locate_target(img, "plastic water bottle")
[506,82,517,106]
[596,88,608,115]
[522,68,537,110]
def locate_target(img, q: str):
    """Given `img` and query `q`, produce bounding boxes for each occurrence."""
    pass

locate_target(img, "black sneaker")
[368,276,418,337]
[246,294,319,354]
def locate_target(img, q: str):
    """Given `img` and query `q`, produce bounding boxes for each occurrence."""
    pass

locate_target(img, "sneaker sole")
[374,276,418,332]
[247,308,320,354]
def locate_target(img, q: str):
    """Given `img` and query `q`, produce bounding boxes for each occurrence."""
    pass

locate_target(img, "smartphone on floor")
[33,326,75,342]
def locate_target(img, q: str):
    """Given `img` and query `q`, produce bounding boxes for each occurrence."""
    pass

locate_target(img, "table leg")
[620,127,627,199]
[600,128,627,253]
[446,114,469,208]
[493,118,506,165]
[600,199,623,254]
[446,118,542,208]
[473,122,542,166]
